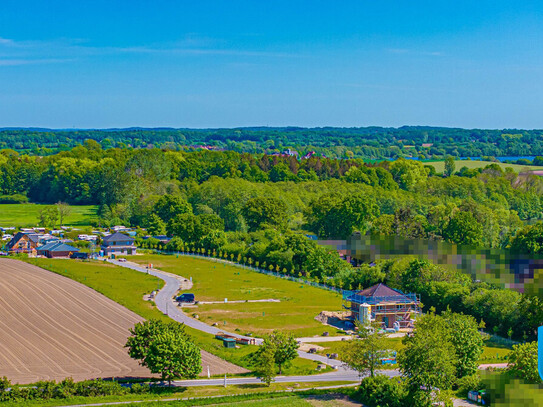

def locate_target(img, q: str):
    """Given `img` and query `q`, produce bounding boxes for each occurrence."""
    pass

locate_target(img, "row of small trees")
[137,241,310,280]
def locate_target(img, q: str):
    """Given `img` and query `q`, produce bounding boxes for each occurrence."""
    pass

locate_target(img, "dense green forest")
[3,126,543,159]
[2,142,543,340]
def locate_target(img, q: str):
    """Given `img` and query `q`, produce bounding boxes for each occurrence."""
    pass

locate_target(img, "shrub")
[0,194,29,204]
[357,374,407,407]
[130,383,151,394]
[456,373,483,397]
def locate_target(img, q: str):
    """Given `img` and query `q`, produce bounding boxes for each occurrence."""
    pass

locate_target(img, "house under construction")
[345,283,421,329]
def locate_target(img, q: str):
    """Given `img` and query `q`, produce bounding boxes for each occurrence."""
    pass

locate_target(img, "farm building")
[37,241,80,258]
[101,232,137,256]
[346,283,421,329]
[6,232,41,254]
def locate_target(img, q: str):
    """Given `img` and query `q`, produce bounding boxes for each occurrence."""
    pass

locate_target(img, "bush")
[74,379,128,397]
[130,383,151,394]
[357,375,407,407]
[456,373,483,397]
[0,194,29,204]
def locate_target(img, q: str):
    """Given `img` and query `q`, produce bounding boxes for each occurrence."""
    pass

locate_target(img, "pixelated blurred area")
[330,233,543,295]
[482,372,543,406]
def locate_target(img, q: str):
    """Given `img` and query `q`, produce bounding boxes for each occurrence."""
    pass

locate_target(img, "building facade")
[101,232,137,256]
[346,283,421,329]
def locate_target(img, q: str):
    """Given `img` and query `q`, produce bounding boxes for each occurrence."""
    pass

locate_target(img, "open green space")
[307,335,511,364]
[0,204,98,228]
[132,254,344,337]
[425,159,541,173]
[0,383,356,407]
[24,258,327,376]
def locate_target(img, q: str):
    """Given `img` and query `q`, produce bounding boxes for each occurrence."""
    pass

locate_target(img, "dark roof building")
[101,232,137,256]
[6,232,41,254]
[346,283,421,329]
[37,241,80,258]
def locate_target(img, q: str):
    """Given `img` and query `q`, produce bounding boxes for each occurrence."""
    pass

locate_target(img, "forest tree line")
[3,126,543,159]
[3,142,543,340]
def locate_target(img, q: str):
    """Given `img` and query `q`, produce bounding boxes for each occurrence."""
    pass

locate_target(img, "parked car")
[70,252,89,259]
[176,293,195,303]
[118,258,127,262]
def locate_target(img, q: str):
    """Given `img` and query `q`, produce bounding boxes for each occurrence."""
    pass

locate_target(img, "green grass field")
[0,204,98,227]
[132,254,345,337]
[1,383,355,407]
[24,258,327,376]
[426,159,541,173]
[307,335,511,364]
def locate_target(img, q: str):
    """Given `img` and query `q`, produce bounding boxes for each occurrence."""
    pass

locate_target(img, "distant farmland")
[0,204,97,227]
[426,159,542,173]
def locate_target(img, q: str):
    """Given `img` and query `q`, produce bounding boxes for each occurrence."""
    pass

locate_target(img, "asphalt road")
[170,369,400,387]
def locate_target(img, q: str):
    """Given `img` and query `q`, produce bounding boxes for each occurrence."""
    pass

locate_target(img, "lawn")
[132,254,345,337]
[0,203,98,228]
[1,383,356,407]
[307,335,511,364]
[24,258,327,376]
[425,159,541,173]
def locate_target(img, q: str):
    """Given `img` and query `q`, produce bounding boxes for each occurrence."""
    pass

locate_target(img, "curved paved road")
[107,259,361,373]
[107,259,262,344]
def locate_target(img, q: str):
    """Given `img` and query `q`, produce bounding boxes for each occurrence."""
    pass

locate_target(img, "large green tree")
[442,311,484,378]
[389,158,429,190]
[257,330,298,374]
[398,313,458,406]
[510,222,543,254]
[443,211,484,246]
[125,320,201,385]
[242,197,288,232]
[154,195,193,223]
[306,193,379,238]
[341,322,388,379]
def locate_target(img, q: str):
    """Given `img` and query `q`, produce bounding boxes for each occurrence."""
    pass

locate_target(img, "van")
[176,293,195,303]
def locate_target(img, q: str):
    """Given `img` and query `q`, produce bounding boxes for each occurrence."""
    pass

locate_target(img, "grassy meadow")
[307,335,511,365]
[132,254,345,337]
[24,258,327,376]
[2,385,356,407]
[0,203,98,228]
[426,159,541,173]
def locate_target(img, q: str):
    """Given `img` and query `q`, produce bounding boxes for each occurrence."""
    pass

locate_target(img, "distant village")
[0,225,160,259]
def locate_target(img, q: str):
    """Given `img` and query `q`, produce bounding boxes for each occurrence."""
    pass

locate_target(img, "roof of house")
[7,232,40,248]
[37,241,80,253]
[102,232,135,243]
[348,283,417,305]
[356,283,405,298]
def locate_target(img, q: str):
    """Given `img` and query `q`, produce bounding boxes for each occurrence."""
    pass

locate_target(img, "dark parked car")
[70,252,89,259]
[176,293,195,303]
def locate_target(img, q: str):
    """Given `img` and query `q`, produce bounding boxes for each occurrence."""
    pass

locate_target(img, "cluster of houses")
[2,226,138,259]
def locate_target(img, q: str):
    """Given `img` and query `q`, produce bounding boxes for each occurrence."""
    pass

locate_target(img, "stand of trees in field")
[3,144,543,340]
[3,127,543,159]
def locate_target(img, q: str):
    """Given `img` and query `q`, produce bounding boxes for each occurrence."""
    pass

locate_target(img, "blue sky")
[1,1,543,129]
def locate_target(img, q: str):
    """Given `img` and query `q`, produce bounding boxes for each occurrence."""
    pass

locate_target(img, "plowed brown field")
[0,259,246,384]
